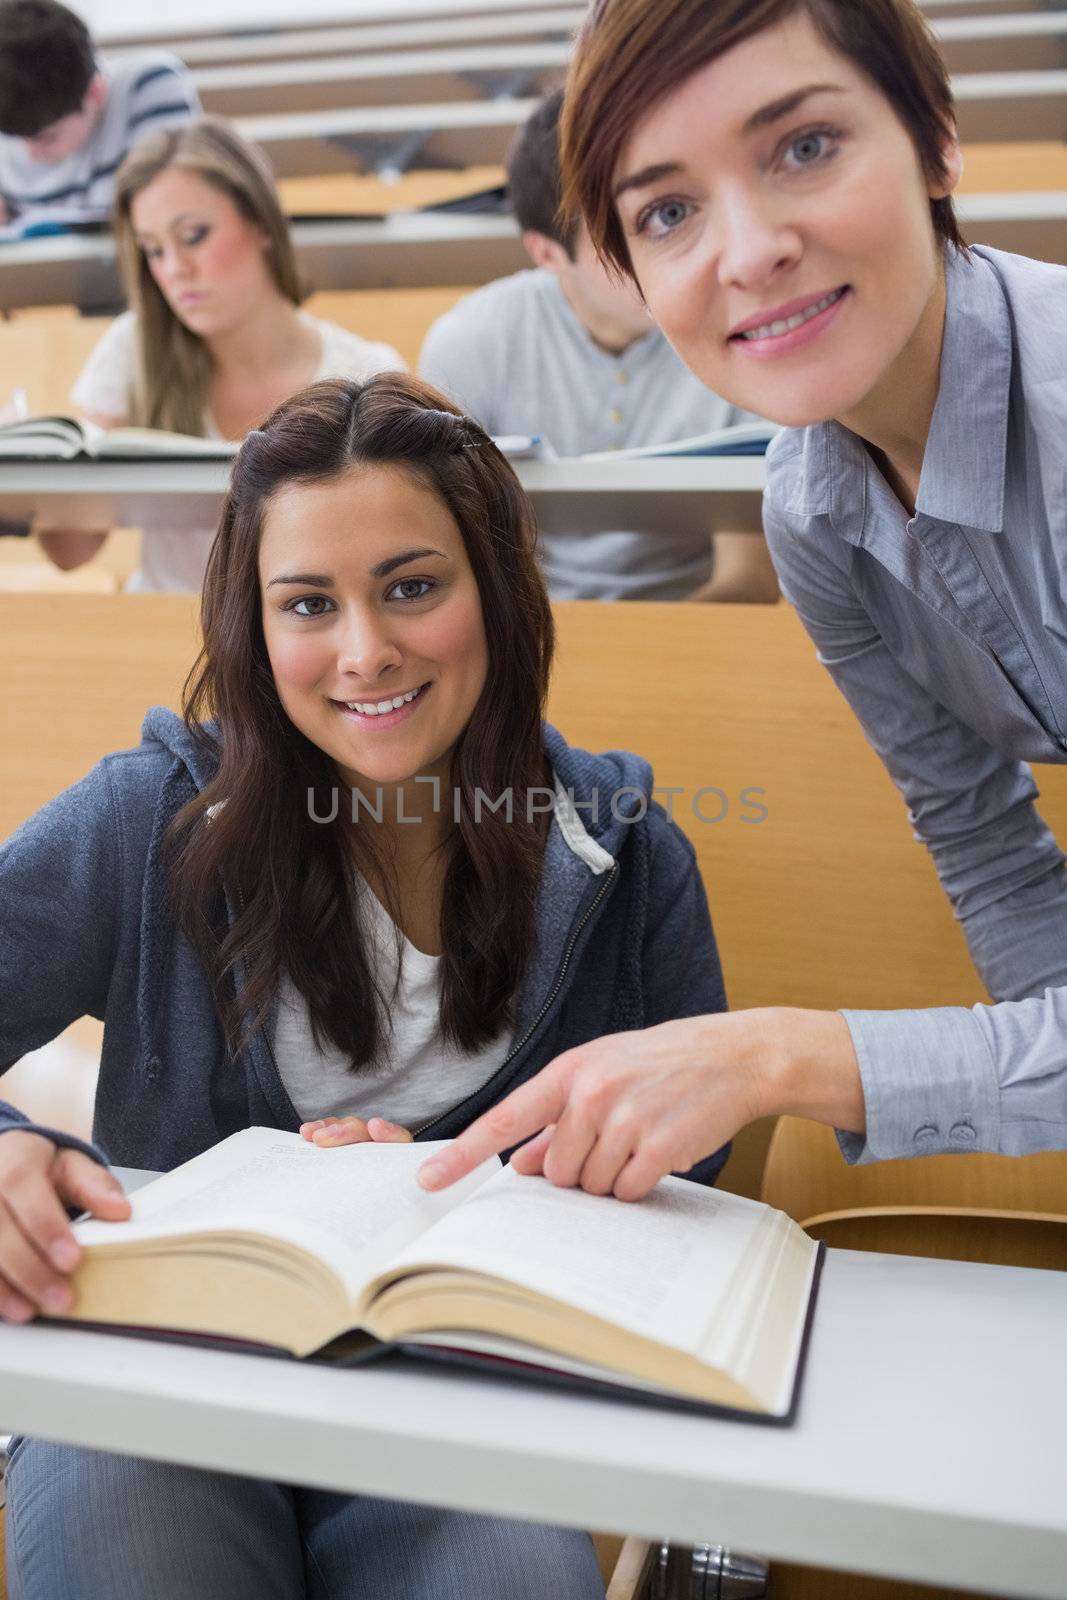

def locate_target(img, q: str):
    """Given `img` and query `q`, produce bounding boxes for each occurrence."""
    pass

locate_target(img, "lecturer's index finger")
[418,1062,571,1190]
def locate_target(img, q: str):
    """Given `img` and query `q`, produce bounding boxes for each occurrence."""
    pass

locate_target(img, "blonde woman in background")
[38,118,404,590]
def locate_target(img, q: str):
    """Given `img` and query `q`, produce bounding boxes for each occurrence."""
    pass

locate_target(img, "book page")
[75,1128,499,1301]
[0,415,83,458]
[381,1168,768,1355]
[89,423,239,459]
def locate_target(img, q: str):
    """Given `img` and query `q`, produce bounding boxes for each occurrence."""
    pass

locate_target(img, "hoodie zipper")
[408,859,620,1139]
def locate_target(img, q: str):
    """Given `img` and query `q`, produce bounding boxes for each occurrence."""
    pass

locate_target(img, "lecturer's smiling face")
[259,464,489,792]
[613,12,961,427]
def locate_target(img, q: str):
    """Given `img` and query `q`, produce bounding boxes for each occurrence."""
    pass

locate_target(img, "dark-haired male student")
[420,90,779,602]
[0,0,199,228]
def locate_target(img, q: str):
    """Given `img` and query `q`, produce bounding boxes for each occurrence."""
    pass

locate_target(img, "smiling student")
[420,0,1067,1204]
[37,119,403,590]
[0,373,727,1598]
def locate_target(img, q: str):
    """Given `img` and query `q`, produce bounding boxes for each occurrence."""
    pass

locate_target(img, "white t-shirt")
[273,883,510,1130]
[420,268,761,600]
[71,311,406,591]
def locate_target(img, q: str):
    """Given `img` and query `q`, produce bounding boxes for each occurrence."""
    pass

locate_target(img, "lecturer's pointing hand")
[418,1013,776,1202]
[419,1008,863,1202]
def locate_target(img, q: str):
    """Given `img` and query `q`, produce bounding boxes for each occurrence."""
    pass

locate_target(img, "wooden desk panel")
[4,598,1066,1020]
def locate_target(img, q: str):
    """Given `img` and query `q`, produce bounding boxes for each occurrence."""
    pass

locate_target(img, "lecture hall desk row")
[177,15,1067,118]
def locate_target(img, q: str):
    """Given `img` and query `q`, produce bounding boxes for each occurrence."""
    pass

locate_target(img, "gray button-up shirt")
[763,244,1067,1163]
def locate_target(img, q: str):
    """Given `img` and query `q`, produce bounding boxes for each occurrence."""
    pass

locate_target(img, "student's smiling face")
[611,11,962,428]
[131,166,278,339]
[259,463,490,794]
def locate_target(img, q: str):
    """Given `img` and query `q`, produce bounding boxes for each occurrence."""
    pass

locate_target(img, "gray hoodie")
[0,711,729,1184]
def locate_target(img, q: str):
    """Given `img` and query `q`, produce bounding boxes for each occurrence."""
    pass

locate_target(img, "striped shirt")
[0,50,200,220]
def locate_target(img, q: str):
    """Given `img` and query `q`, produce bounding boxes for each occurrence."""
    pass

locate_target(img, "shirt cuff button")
[914,1125,939,1146]
[949,1122,976,1146]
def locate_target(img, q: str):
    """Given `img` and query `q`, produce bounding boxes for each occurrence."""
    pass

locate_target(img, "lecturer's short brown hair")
[561,0,964,280]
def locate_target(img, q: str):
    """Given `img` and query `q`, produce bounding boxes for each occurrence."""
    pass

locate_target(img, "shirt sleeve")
[312,320,405,382]
[126,53,202,133]
[70,313,136,420]
[639,809,730,1185]
[764,497,1067,1162]
[0,763,121,1166]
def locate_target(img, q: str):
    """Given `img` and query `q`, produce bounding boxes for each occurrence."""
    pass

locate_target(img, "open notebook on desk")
[580,421,780,460]
[0,416,238,461]
[0,417,550,465]
[0,209,110,242]
[62,1127,822,1423]
[494,422,779,463]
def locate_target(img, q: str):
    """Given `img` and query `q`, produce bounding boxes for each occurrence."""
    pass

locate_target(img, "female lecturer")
[422,0,1067,1201]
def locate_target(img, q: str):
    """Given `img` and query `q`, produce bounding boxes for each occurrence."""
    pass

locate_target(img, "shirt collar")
[776,245,1012,538]
[913,246,1010,533]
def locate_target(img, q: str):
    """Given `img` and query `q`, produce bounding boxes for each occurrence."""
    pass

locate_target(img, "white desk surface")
[235,95,535,178]
[935,13,1067,74]
[85,0,1046,48]
[0,188,1063,313]
[924,0,1056,8]
[176,9,584,67]
[230,76,1067,167]
[0,211,528,311]
[0,1238,1064,1598]
[92,0,580,48]
[0,455,769,535]
[186,15,1067,101]
[953,68,1067,141]
[196,41,570,118]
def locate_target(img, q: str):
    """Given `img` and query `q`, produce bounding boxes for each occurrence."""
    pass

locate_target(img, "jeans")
[5,1438,606,1599]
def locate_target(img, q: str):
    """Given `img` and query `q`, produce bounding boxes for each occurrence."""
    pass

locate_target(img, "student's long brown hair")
[168,374,555,1069]
[113,118,303,436]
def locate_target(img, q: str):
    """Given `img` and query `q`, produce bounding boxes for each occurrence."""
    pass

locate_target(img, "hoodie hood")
[141,705,220,792]
[139,707,654,873]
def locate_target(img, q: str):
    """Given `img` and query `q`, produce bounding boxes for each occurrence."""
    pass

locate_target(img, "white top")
[273,881,510,1129]
[419,268,759,600]
[71,310,405,590]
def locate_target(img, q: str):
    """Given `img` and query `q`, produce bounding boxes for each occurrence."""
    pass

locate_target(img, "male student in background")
[0,0,199,229]
[419,91,780,603]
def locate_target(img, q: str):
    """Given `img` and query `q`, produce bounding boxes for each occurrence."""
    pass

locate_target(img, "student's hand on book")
[419,1009,864,1201]
[301,1116,413,1148]
[0,1131,130,1323]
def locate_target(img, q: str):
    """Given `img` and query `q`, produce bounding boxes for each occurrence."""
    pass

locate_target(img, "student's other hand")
[419,1010,863,1201]
[0,197,8,226]
[35,529,109,571]
[0,1130,130,1322]
[301,1116,413,1147]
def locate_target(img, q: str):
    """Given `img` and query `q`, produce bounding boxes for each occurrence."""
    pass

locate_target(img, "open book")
[0,415,238,461]
[0,206,110,242]
[65,1128,822,1421]
[493,423,778,463]
[579,422,780,461]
